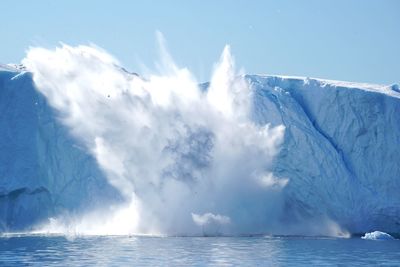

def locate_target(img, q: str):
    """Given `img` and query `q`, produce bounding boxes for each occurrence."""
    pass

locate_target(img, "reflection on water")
[0,235,399,266]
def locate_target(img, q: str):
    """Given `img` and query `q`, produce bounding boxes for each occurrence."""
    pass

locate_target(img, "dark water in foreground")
[0,235,399,266]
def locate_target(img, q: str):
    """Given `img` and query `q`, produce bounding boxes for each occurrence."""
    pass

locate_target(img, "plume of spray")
[23,36,289,236]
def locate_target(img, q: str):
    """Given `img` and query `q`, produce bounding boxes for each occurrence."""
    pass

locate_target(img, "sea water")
[0,235,399,266]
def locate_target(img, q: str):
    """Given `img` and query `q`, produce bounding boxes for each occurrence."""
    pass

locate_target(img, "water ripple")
[0,236,399,266]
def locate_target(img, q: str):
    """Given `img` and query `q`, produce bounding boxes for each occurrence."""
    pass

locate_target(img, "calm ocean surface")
[0,235,399,266]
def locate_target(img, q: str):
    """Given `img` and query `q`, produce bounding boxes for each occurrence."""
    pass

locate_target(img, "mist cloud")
[23,37,287,236]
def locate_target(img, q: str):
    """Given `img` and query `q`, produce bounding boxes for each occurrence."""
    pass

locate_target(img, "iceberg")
[0,46,399,236]
[362,231,395,240]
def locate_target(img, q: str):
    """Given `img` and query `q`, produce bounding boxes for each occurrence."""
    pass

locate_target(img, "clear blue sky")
[2,0,399,84]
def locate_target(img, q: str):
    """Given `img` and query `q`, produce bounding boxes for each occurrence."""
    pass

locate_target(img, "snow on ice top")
[248,74,400,99]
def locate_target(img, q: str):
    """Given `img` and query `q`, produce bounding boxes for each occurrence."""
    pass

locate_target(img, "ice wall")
[0,66,121,231]
[0,64,399,235]
[250,75,400,234]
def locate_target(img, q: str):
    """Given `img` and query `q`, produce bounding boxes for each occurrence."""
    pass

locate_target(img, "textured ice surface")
[249,75,400,234]
[0,70,121,231]
[0,67,399,234]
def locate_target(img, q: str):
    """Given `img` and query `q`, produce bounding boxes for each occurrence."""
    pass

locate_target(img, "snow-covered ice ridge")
[0,66,399,235]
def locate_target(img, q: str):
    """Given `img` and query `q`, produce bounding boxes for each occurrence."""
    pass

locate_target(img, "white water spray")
[23,38,288,236]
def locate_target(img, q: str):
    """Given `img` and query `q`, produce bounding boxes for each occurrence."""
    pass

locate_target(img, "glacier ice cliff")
[0,65,121,231]
[250,75,400,234]
[0,63,399,235]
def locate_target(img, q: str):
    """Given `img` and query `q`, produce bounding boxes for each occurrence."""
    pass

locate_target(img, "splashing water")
[23,38,288,236]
